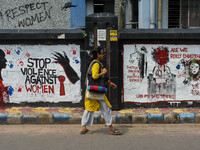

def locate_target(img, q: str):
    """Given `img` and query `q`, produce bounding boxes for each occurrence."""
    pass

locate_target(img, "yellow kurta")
[85,62,112,111]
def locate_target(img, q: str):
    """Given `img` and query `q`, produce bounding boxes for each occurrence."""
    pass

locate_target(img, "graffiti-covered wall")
[0,0,71,29]
[123,44,200,103]
[0,44,81,103]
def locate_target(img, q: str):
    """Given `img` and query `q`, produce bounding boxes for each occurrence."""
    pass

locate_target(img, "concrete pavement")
[1,124,200,150]
[0,107,200,124]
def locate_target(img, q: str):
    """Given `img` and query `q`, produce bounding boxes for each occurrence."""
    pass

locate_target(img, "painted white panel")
[123,44,200,103]
[0,45,81,103]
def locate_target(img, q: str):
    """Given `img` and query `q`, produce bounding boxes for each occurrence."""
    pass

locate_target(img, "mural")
[0,45,81,104]
[0,49,10,107]
[0,0,71,29]
[123,44,200,103]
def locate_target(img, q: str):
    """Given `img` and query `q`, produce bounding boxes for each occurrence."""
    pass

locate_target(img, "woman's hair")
[91,47,103,60]
[87,47,103,67]
[0,49,5,58]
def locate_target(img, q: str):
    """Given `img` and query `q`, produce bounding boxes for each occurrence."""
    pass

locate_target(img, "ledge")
[0,29,85,40]
[118,29,200,40]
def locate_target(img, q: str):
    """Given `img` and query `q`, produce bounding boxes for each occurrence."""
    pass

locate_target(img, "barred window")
[181,0,200,28]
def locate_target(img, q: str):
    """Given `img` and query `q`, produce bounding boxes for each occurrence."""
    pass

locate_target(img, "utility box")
[85,13,121,109]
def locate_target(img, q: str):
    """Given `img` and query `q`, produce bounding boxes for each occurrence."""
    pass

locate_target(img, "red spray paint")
[58,75,66,96]
[154,47,169,66]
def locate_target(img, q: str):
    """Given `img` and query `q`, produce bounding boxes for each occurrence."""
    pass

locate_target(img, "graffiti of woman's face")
[190,63,199,75]
[0,50,7,69]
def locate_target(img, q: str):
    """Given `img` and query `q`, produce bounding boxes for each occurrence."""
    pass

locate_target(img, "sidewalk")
[0,107,200,124]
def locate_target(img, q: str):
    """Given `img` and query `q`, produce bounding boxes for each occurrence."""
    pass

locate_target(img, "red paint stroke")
[0,79,8,109]
[154,48,168,66]
[25,52,30,57]
[5,47,12,55]
[19,60,24,66]
[58,75,66,96]
[25,85,54,94]
[18,87,22,92]
[6,50,11,55]
[73,50,76,55]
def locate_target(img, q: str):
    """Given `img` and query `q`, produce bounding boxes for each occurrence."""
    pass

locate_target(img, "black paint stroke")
[61,2,77,11]
[52,51,79,84]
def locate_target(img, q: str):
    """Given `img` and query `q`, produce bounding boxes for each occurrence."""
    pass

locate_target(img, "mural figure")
[129,45,148,79]
[52,51,80,84]
[61,2,77,10]
[148,46,176,96]
[0,49,9,108]
[177,58,200,84]
[89,32,94,47]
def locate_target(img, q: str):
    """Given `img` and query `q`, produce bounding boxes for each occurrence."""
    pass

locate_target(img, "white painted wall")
[123,44,200,103]
[1,45,81,103]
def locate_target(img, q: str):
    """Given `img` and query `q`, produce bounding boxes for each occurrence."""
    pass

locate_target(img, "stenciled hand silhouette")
[52,51,80,84]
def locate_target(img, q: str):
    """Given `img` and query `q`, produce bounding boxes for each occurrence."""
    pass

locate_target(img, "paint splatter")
[25,52,30,57]
[75,59,79,64]
[22,50,30,57]
[152,47,169,66]
[71,46,78,55]
[72,57,79,64]
[8,86,14,96]
[8,61,14,68]
[4,47,12,55]
[18,87,22,92]
[16,58,24,66]
[15,47,23,55]
[176,64,181,70]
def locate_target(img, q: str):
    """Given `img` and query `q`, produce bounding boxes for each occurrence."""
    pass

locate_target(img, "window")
[131,0,138,28]
[181,0,200,28]
[168,0,180,28]
[94,0,104,13]
[93,0,114,14]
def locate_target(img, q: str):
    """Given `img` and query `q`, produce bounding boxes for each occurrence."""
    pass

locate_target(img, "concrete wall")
[1,45,81,103]
[138,0,168,29]
[0,0,71,29]
[1,28,200,109]
[123,44,199,103]
[119,29,200,108]
[0,29,86,107]
[139,0,150,28]
[71,0,85,28]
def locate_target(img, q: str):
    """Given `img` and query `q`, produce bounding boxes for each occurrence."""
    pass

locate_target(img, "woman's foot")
[109,125,121,135]
[80,127,93,134]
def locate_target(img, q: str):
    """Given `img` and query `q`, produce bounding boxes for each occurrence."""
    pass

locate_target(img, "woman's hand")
[99,68,107,76]
[109,82,117,89]
[102,68,107,75]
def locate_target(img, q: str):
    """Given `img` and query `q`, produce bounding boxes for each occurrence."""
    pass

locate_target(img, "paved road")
[0,124,200,150]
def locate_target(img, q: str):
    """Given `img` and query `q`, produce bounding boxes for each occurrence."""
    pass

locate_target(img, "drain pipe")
[158,0,162,29]
[150,0,156,29]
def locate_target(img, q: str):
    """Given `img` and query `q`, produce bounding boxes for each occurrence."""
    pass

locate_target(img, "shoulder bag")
[86,60,108,100]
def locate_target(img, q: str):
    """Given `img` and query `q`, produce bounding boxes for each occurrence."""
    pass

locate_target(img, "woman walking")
[80,47,121,135]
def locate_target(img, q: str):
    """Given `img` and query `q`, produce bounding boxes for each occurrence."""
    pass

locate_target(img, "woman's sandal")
[110,128,122,135]
[80,129,93,134]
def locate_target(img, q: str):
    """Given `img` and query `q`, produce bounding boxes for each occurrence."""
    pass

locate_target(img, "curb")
[0,113,198,124]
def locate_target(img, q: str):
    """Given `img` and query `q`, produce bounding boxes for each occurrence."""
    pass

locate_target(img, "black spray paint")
[52,51,80,84]
[21,58,57,84]
[3,2,52,27]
